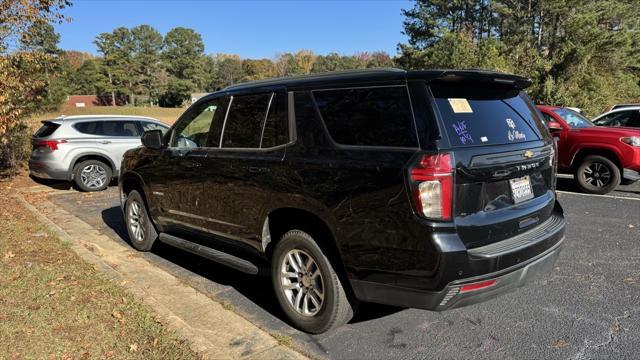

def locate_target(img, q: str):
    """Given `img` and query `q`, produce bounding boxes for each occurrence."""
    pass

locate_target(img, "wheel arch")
[120,171,161,232]
[69,152,117,177]
[263,207,354,295]
[570,146,623,172]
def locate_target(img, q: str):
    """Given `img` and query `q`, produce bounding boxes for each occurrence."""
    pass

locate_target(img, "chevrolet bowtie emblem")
[523,150,535,159]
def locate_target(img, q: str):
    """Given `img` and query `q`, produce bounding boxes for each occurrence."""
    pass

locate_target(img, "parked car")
[605,103,640,112]
[592,106,640,128]
[537,106,640,194]
[29,115,169,191]
[120,69,566,334]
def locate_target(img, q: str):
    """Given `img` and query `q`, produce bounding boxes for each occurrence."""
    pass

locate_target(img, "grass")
[27,105,185,127]
[270,332,294,348]
[0,186,198,359]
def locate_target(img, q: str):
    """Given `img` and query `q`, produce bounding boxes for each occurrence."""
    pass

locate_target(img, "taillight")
[409,153,454,220]
[34,139,67,151]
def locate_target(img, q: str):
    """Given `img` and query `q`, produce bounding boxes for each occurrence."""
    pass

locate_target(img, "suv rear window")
[313,86,418,147]
[34,121,60,137]
[431,85,541,147]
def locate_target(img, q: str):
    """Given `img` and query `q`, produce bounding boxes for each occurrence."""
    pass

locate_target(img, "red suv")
[537,105,640,194]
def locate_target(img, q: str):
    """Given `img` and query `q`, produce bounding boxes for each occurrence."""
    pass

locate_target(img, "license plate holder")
[510,175,534,203]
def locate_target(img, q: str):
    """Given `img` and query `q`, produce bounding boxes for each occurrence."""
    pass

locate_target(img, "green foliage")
[71,59,101,94]
[158,78,195,108]
[0,122,30,176]
[398,0,640,116]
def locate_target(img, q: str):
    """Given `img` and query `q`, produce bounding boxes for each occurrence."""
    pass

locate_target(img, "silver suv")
[29,115,169,191]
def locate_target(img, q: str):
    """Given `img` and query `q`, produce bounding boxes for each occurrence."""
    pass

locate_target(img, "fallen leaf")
[4,251,15,259]
[112,311,123,320]
[129,343,138,353]
[153,337,158,348]
[552,339,569,348]
[47,290,56,297]
[104,351,115,358]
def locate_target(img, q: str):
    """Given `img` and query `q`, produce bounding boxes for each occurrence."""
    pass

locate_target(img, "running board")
[158,233,260,275]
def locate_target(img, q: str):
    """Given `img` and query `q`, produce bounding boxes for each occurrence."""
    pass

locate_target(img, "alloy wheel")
[80,164,107,189]
[127,200,145,243]
[280,249,325,317]
[582,162,611,188]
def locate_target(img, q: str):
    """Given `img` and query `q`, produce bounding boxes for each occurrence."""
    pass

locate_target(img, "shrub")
[0,122,31,177]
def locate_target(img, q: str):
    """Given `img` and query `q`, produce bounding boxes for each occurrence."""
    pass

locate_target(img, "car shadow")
[556,177,582,193]
[29,176,119,191]
[100,205,403,328]
[556,177,640,195]
[29,175,73,190]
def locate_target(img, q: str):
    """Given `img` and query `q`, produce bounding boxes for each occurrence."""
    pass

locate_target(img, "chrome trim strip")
[165,209,245,229]
[288,91,297,143]
[259,92,275,149]
[219,95,234,148]
[158,216,248,242]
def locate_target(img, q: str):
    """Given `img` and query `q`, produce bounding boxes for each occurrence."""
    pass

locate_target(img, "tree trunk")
[108,71,116,106]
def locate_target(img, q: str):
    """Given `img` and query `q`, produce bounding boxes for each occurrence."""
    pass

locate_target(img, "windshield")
[552,108,594,128]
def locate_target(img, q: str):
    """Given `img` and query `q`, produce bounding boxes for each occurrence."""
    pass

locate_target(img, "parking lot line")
[556,190,640,201]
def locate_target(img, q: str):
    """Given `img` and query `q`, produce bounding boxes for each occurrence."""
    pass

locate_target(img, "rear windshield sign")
[448,98,473,113]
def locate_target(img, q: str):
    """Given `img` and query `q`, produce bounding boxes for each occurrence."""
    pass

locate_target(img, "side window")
[222,93,271,148]
[312,86,418,147]
[171,99,223,148]
[541,112,554,124]
[597,111,633,127]
[260,92,289,148]
[74,121,100,135]
[630,111,640,127]
[100,121,140,137]
[141,121,169,135]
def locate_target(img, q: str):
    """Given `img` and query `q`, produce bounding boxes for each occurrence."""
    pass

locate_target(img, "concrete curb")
[15,193,307,360]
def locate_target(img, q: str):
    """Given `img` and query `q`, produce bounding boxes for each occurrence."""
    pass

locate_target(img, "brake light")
[35,139,67,151]
[410,153,454,220]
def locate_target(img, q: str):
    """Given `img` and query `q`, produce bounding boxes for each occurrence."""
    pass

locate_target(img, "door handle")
[184,161,202,168]
[99,140,112,144]
[248,166,269,173]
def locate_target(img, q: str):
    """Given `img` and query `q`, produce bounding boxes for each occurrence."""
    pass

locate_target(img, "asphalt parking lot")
[36,178,639,359]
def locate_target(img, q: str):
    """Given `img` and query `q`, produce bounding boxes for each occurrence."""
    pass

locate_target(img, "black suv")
[119,69,566,334]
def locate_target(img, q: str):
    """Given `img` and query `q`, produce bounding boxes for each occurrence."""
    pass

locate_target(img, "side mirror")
[547,121,563,132]
[141,130,163,150]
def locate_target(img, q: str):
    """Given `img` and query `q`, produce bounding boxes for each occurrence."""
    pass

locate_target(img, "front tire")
[124,190,157,251]
[73,160,112,192]
[574,155,620,195]
[271,230,355,334]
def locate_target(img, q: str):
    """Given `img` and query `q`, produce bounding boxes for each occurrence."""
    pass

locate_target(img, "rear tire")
[73,159,112,192]
[271,230,355,334]
[574,155,620,195]
[124,190,157,251]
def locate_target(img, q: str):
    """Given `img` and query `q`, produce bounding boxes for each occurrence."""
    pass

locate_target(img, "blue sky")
[54,0,412,59]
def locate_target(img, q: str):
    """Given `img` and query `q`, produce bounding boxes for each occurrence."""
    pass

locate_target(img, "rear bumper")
[351,206,565,310]
[28,159,71,180]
